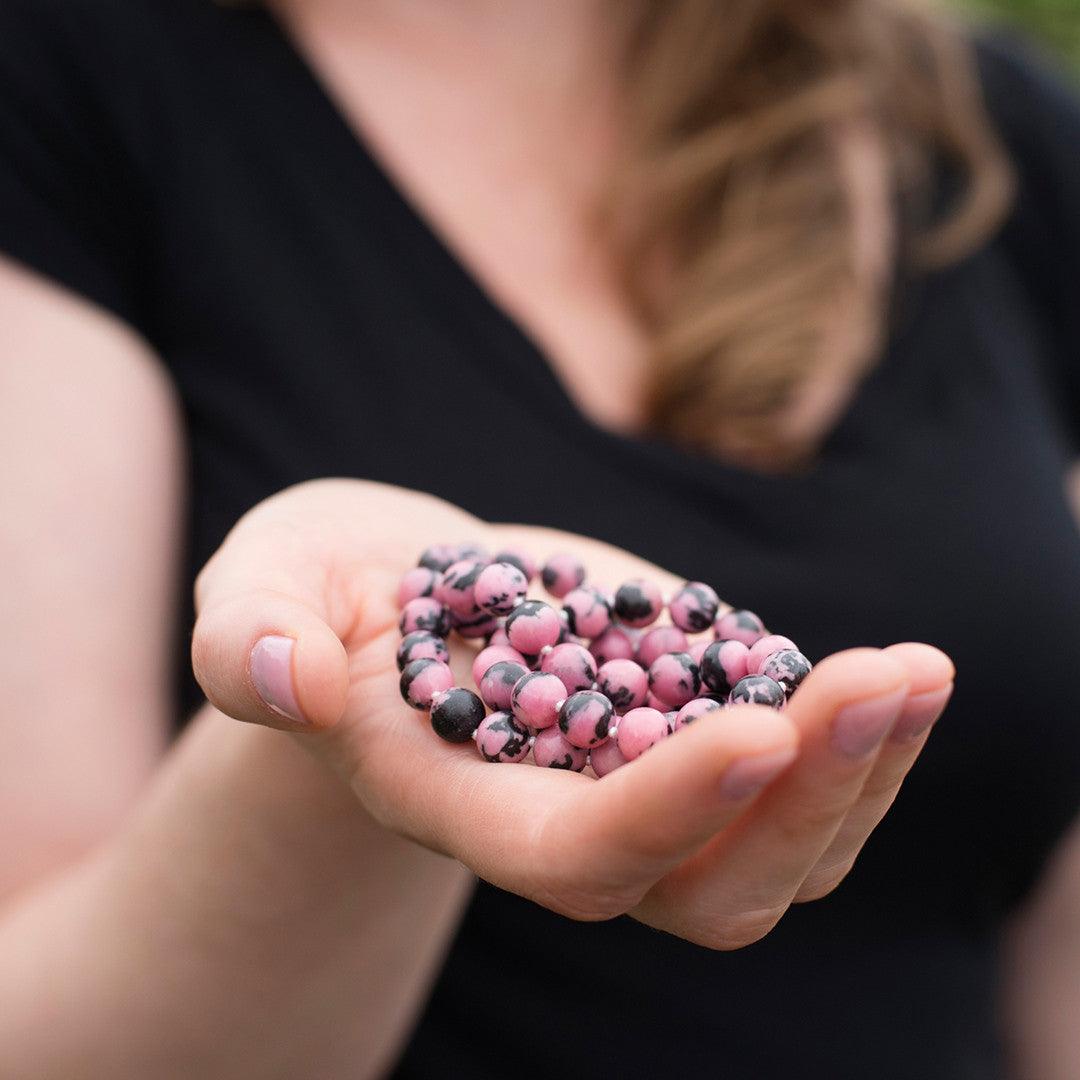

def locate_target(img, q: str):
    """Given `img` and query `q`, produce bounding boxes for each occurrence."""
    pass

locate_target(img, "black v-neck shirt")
[3,3,1080,1076]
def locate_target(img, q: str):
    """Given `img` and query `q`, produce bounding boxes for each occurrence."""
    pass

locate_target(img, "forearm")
[0,706,474,1080]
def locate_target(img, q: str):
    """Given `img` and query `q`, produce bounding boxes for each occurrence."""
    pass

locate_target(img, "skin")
[0,0,1075,1073]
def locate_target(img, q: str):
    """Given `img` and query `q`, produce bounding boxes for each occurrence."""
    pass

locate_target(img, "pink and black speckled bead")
[596,658,649,714]
[699,639,752,696]
[474,561,528,616]
[636,626,689,670]
[558,689,614,749]
[493,548,537,583]
[418,544,460,573]
[762,649,812,695]
[471,644,526,686]
[505,600,563,655]
[647,652,702,708]
[589,626,637,666]
[673,696,723,731]
[474,711,531,763]
[613,578,664,629]
[396,631,451,672]
[728,674,786,709]
[748,635,799,675]
[478,660,530,712]
[540,642,598,695]
[532,726,589,771]
[397,566,442,607]
[541,553,587,599]
[714,609,768,647]
[399,658,455,711]
[668,582,721,633]
[562,586,613,640]
[615,706,669,760]
[589,737,629,778]
[399,597,451,637]
[430,687,487,743]
[510,670,566,730]
[434,559,487,621]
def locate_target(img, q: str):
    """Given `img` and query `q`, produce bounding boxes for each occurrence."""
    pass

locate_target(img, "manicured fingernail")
[719,746,797,800]
[831,686,907,759]
[250,636,304,722]
[890,684,952,743]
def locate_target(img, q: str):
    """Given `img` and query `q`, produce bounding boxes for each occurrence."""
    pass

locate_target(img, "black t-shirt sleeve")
[0,2,149,331]
[978,34,1080,439]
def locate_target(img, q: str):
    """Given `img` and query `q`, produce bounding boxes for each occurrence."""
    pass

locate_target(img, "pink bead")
[589,626,637,666]
[478,660,530,712]
[615,707,669,761]
[471,644,527,686]
[668,581,721,633]
[473,561,528,616]
[540,642,597,694]
[434,559,486,620]
[596,658,649,713]
[398,658,455,711]
[673,696,724,731]
[647,652,701,708]
[645,692,667,711]
[418,544,459,573]
[532,726,588,771]
[487,625,511,648]
[510,671,566,730]
[613,578,664,629]
[541,553,586,599]
[636,626,689,669]
[399,597,450,637]
[475,711,531,763]
[505,600,563,655]
[492,548,537,583]
[714,609,767,647]
[589,738,629,778]
[397,566,441,607]
[700,639,751,696]
[396,631,450,671]
[688,639,710,664]
[748,635,799,675]
[558,689,614,749]
[562,586,613,639]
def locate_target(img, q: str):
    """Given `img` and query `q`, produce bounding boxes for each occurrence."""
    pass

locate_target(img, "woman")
[1,0,1078,1076]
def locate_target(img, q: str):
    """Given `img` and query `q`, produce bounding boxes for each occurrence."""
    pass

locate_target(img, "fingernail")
[719,746,797,800]
[250,636,304,722]
[890,684,952,743]
[831,686,907,759]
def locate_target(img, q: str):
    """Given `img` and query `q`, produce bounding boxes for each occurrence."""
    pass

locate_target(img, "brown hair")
[612,0,1014,467]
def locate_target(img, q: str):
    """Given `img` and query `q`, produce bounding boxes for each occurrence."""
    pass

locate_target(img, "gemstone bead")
[699,639,752,696]
[399,597,451,637]
[478,660,530,712]
[636,626,689,669]
[540,642,598,694]
[510,670,566,730]
[673,696,724,731]
[558,689,614,749]
[562,586,613,639]
[397,566,441,607]
[399,658,455,710]
[474,561,528,616]
[613,578,664,629]
[714,609,767,647]
[589,738,629,777]
[615,706,669,760]
[493,548,537,583]
[471,644,527,686]
[589,626,637,666]
[532,726,588,771]
[435,559,487,621]
[475,711,531,763]
[748,635,799,675]
[595,658,649,713]
[430,687,486,742]
[396,631,451,672]
[761,649,813,695]
[541,553,586,599]
[505,600,563,655]
[728,675,786,709]
[647,652,702,708]
[668,582,721,633]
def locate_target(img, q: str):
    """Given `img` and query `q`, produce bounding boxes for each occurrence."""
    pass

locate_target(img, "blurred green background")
[957,0,1080,70]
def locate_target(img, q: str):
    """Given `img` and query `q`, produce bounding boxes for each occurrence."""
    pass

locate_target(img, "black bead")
[430,687,486,743]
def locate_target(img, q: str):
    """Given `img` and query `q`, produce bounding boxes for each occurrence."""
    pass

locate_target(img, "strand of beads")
[396,543,813,777]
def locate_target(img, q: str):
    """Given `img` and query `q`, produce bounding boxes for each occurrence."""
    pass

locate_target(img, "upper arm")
[0,254,183,901]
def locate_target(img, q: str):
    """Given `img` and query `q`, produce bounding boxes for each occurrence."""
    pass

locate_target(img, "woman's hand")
[192,479,952,949]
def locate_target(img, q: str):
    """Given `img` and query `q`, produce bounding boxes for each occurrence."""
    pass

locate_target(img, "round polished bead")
[761,649,813,695]
[418,544,459,573]
[558,689,614,749]
[647,652,701,708]
[613,578,664,629]
[589,738,629,778]
[475,711,531,763]
[699,639,752,696]
[396,631,451,672]
[636,626,689,670]
[510,670,566,730]
[474,561,528,616]
[399,597,451,637]
[434,559,487,621]
[673,696,724,731]
[748,635,799,675]
[532,726,588,771]
[471,644,526,686]
[668,582,721,633]
[541,553,586,599]
[562,586,613,639]
[478,660,530,712]
[492,548,537,583]
[540,642,598,694]
[399,658,455,711]
[505,599,563,655]
[728,675,786,709]
[430,687,486,742]
[397,566,441,607]
[589,626,637,666]
[595,658,649,713]
[714,609,767,647]
[615,706,669,761]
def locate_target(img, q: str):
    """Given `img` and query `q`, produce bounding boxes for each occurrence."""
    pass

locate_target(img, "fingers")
[794,643,954,901]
